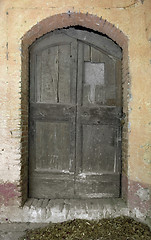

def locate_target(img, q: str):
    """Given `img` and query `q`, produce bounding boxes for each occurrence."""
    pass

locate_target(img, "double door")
[29,29,122,199]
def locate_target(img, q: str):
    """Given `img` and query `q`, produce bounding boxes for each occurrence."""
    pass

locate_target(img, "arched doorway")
[28,28,122,199]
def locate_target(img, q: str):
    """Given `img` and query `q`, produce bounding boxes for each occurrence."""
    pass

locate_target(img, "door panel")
[83,45,117,106]
[38,46,58,103]
[83,62,105,105]
[29,173,75,199]
[37,45,73,103]
[75,175,120,198]
[35,122,71,170]
[75,40,121,198]
[29,32,77,198]
[82,125,116,173]
[29,29,122,199]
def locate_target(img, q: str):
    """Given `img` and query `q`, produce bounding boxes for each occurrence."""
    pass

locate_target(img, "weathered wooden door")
[29,28,122,199]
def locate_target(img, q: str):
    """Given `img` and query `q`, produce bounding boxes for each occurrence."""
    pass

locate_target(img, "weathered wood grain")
[29,28,122,199]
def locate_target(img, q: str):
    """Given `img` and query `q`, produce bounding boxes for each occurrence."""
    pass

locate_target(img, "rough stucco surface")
[0,0,151,222]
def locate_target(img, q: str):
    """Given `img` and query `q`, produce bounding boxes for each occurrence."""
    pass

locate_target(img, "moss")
[20,216,151,240]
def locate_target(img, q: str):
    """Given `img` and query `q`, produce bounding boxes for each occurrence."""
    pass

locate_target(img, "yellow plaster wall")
[0,0,151,186]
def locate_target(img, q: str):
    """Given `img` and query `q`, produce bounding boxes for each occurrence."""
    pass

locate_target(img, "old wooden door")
[29,28,122,199]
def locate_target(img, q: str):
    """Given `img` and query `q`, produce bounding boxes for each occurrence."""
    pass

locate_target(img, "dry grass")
[20,216,151,240]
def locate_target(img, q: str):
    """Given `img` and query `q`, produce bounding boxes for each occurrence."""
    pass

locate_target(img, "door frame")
[20,13,129,205]
[28,28,122,199]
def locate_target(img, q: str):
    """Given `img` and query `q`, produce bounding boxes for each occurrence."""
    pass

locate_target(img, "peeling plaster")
[136,188,150,201]
[140,143,151,166]
[0,182,19,206]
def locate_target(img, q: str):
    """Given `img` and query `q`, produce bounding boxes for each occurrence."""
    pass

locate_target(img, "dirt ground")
[20,216,151,240]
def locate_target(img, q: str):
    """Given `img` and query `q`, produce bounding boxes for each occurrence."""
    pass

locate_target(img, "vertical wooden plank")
[116,126,122,173]
[105,60,116,105]
[40,46,58,103]
[29,119,36,171]
[115,60,122,173]
[106,58,116,85]
[77,41,84,106]
[69,40,77,173]
[91,46,101,62]
[84,44,91,61]
[35,121,45,169]
[115,60,122,107]
[58,44,71,103]
[83,45,96,105]
[70,40,78,104]
[36,54,42,102]
[76,41,84,175]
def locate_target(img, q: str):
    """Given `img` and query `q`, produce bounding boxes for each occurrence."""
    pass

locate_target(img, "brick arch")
[21,12,129,205]
[22,12,128,50]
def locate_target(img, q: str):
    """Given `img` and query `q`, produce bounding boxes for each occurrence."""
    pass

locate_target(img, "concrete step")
[22,198,129,223]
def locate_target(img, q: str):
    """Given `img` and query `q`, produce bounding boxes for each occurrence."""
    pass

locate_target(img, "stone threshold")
[22,198,129,223]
